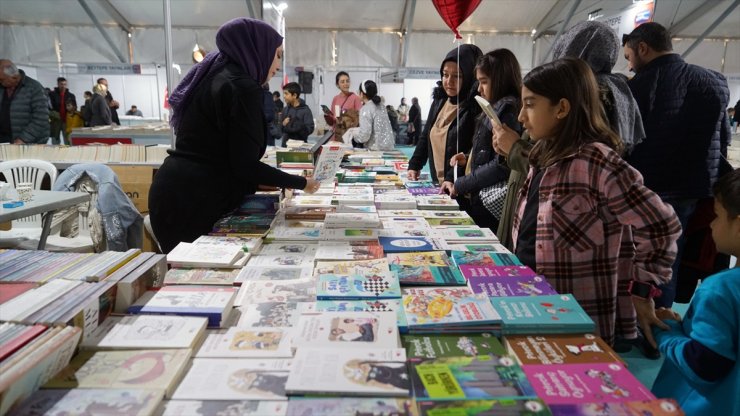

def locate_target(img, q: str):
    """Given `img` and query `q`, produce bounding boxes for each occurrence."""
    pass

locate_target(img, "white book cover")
[381,217,430,231]
[377,209,421,217]
[336,204,378,214]
[286,196,334,208]
[324,213,381,229]
[81,315,208,350]
[237,302,313,328]
[195,327,294,358]
[293,311,399,349]
[419,210,473,219]
[193,235,262,253]
[235,266,314,284]
[246,253,315,268]
[314,258,390,276]
[377,228,431,238]
[374,195,417,209]
[440,242,511,253]
[266,227,322,241]
[159,400,287,416]
[313,144,348,183]
[315,241,384,261]
[234,279,317,307]
[257,243,318,256]
[285,348,409,396]
[415,195,460,210]
[319,228,379,241]
[10,388,164,416]
[431,227,498,241]
[167,242,244,268]
[333,186,375,196]
[333,194,375,206]
[172,358,292,401]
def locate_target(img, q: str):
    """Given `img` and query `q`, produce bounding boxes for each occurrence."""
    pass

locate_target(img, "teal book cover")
[490,294,595,335]
[316,272,401,300]
[313,299,408,332]
[391,264,466,286]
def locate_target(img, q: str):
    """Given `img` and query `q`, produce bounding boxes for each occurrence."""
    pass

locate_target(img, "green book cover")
[402,333,506,358]
[417,398,551,415]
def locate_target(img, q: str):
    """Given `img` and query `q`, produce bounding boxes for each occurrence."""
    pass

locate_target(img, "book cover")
[293,311,399,348]
[163,268,239,286]
[460,265,538,279]
[431,227,497,241]
[504,334,623,365]
[387,251,452,267]
[415,196,460,211]
[234,279,316,306]
[452,251,523,267]
[324,213,381,229]
[336,204,378,214]
[287,398,416,416]
[81,315,207,350]
[246,253,315,268]
[237,302,312,328]
[132,286,237,328]
[417,398,551,415]
[195,327,293,358]
[491,294,595,335]
[285,348,409,396]
[402,333,506,359]
[172,358,292,401]
[377,209,422,217]
[234,266,313,284]
[10,388,164,416]
[0,282,36,305]
[402,287,501,328]
[257,243,318,256]
[287,196,334,208]
[381,217,430,231]
[425,217,476,226]
[379,237,440,253]
[409,355,536,400]
[468,275,558,297]
[312,299,408,333]
[419,210,472,219]
[523,363,655,405]
[317,272,402,300]
[439,242,510,253]
[314,258,390,276]
[391,264,466,286]
[547,399,684,416]
[236,194,280,214]
[314,144,347,183]
[284,206,335,220]
[315,240,384,261]
[159,400,287,416]
[192,234,262,253]
[44,349,191,398]
[378,228,431,238]
[265,227,322,241]
[319,228,379,241]
[166,242,244,268]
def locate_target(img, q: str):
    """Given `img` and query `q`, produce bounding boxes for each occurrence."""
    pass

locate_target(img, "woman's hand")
[492,123,520,157]
[449,152,466,167]
[303,178,321,194]
[439,181,457,198]
[407,170,420,181]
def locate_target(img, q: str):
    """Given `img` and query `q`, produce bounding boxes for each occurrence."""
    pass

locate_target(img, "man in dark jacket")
[407,97,422,145]
[97,78,120,125]
[49,77,76,145]
[622,22,731,309]
[281,82,314,146]
[0,59,49,144]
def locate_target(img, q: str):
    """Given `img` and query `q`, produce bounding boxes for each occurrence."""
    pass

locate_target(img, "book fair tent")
[1,0,739,120]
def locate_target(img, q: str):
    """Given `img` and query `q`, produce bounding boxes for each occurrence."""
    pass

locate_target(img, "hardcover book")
[402,333,506,359]
[468,275,558,297]
[522,362,655,405]
[490,294,595,335]
[504,334,623,365]
[292,311,399,349]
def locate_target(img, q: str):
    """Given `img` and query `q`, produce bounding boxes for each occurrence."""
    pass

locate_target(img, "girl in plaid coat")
[511,58,681,345]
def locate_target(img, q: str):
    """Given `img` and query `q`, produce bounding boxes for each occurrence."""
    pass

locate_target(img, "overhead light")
[531,29,537,36]
[275,2,288,12]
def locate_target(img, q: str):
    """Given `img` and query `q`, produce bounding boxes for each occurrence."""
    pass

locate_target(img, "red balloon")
[432,0,483,39]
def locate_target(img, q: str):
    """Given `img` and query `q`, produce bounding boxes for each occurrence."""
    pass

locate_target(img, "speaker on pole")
[298,71,314,94]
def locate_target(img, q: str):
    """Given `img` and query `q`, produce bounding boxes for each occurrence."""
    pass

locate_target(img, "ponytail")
[359,80,381,106]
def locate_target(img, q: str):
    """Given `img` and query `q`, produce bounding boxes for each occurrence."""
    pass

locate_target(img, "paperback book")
[547,399,684,416]
[490,294,595,335]
[128,286,236,328]
[417,399,551,416]
[460,265,538,279]
[452,251,523,267]
[159,400,287,416]
[504,334,623,365]
[195,327,294,358]
[468,275,558,297]
[313,144,347,183]
[246,253,315,268]
[234,266,313,284]
[317,272,402,300]
[286,398,415,416]
[402,287,501,330]
[379,236,441,253]
[10,388,164,416]
[324,213,381,229]
[166,242,245,269]
[257,243,318,256]
[80,315,208,350]
[234,279,316,306]
[292,311,399,349]
[431,227,497,241]
[163,268,240,286]
[312,299,408,333]
[237,302,312,328]
[314,258,390,277]
[315,240,384,261]
[319,228,379,241]
[402,333,506,359]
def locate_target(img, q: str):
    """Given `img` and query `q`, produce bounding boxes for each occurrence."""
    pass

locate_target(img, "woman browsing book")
[342,80,395,151]
[149,18,319,253]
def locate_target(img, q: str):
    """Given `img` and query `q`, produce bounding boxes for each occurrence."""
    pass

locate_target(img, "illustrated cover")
[246,253,315,268]
[283,206,335,220]
[210,215,275,234]
[419,210,472,219]
[336,204,378,214]
[523,363,655,405]
[452,251,523,267]
[314,258,390,277]
[440,242,510,253]
[236,193,280,214]
[333,194,376,206]
[381,217,430,231]
[192,235,262,253]
[387,251,452,267]
[377,209,422,217]
[392,264,466,286]
[409,355,536,401]
[159,400,287,416]
[415,196,460,211]
[319,228,379,241]
[378,228,431,238]
[287,196,334,208]
[129,286,236,328]
[317,272,402,300]
[468,275,558,297]
[292,311,399,349]
[431,227,497,241]
[460,265,538,279]
[237,302,312,328]
[166,242,244,268]
[10,388,164,416]
[265,226,322,241]
[324,213,381,229]
[379,236,441,253]
[235,266,313,284]
[234,279,316,306]
[406,186,440,196]
[425,217,476,226]
[417,398,551,415]
[548,399,684,416]
[163,268,239,286]
[402,287,501,328]
[81,315,207,350]
[257,243,318,256]
[491,294,595,335]
[402,333,506,359]
[195,327,294,358]
[504,334,623,365]
[312,299,408,333]
[313,144,347,183]
[287,398,416,416]
[172,358,292,401]
[285,348,409,396]
[315,240,384,261]
[374,194,418,209]
[44,349,192,398]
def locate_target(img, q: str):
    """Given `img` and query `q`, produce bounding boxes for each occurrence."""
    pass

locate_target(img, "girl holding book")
[511,57,681,345]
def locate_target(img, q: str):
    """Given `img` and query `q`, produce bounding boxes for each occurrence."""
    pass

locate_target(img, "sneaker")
[634,330,661,360]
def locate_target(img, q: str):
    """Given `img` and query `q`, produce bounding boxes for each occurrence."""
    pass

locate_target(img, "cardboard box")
[109,165,154,214]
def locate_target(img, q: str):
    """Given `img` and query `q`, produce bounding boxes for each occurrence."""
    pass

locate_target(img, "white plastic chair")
[0,159,58,224]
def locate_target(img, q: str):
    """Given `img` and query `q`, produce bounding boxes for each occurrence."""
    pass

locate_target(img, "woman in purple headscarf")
[149,18,320,253]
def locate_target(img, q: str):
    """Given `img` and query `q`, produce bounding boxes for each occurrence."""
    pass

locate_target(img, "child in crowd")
[64,100,84,145]
[511,57,681,346]
[652,168,739,415]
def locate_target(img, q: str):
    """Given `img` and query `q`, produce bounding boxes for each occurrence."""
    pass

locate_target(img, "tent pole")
[540,0,581,64]
[77,0,127,63]
[163,0,175,148]
[681,0,740,59]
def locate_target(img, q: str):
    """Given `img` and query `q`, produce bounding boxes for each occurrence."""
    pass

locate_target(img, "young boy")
[652,168,740,415]
[280,82,314,146]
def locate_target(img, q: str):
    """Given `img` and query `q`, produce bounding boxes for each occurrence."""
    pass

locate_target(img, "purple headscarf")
[169,18,283,133]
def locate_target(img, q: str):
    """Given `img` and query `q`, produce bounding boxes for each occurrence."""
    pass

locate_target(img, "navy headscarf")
[169,18,283,133]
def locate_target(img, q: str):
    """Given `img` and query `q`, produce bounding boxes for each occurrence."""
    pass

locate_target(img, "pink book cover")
[522,362,655,405]
[460,265,537,279]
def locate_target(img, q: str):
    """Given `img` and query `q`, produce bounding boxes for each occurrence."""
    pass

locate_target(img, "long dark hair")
[359,80,381,106]
[475,49,522,107]
[525,58,622,168]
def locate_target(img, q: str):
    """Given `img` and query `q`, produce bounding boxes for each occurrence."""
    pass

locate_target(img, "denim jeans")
[655,198,698,308]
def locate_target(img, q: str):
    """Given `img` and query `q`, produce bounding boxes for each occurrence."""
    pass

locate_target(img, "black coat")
[626,54,730,199]
[49,88,76,111]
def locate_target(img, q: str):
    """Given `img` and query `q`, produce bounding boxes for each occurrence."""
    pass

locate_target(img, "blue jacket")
[53,163,143,251]
[626,54,730,199]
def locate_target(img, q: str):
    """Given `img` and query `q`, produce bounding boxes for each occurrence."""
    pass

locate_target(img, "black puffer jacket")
[408,45,482,184]
[626,54,730,199]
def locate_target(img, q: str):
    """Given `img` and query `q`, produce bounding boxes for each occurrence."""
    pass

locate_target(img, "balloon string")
[453,38,461,184]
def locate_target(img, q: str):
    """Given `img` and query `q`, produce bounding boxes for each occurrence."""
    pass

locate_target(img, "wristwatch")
[628,280,662,300]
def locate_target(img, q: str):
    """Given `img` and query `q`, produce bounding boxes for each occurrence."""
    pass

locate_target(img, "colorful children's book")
[128,286,237,328]
[159,400,288,416]
[257,243,318,255]
[315,240,384,261]
[313,144,347,183]
[287,398,416,416]
[547,399,684,416]
[505,334,623,365]
[319,228,379,241]
[523,362,656,405]
[80,315,208,350]
[234,266,313,284]
[195,327,294,358]
[237,302,312,328]
[292,311,399,349]
[285,348,409,397]
[409,355,536,400]
[316,272,402,300]
[312,299,408,333]
[246,253,315,268]
[387,251,452,267]
[459,265,537,279]
[416,398,551,416]
[378,236,441,253]
[402,287,501,330]
[314,258,390,277]
[392,263,466,286]
[452,251,523,267]
[11,388,165,416]
[234,279,316,306]
[164,268,240,286]
[402,333,506,359]
[491,294,595,335]
[468,275,558,297]
[172,358,292,401]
